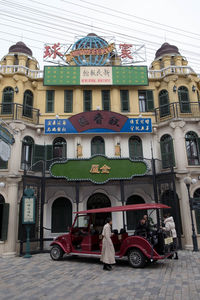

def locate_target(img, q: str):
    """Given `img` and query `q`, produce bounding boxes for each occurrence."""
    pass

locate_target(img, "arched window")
[126,195,145,230]
[21,136,34,170]
[23,90,33,118]
[2,87,14,114]
[53,137,66,160]
[160,134,175,168]
[159,90,170,117]
[178,86,190,113]
[129,136,143,159]
[185,131,200,165]
[52,197,72,233]
[193,188,200,234]
[91,136,105,156]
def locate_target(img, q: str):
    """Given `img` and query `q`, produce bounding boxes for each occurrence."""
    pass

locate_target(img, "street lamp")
[184,176,199,252]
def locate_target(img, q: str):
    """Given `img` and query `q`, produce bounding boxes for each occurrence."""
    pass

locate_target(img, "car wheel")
[50,245,64,261]
[128,249,146,268]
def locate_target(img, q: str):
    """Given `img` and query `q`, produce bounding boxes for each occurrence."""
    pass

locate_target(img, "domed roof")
[9,41,32,56]
[155,42,180,59]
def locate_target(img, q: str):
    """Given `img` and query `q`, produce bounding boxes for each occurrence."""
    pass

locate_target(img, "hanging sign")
[50,155,148,184]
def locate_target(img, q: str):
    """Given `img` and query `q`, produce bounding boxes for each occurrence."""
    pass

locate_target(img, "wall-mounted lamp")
[55,114,59,119]
[0,182,5,188]
[192,85,196,92]
[14,86,19,93]
[173,85,177,93]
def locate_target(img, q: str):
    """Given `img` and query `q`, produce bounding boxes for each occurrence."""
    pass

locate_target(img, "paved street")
[0,251,200,300]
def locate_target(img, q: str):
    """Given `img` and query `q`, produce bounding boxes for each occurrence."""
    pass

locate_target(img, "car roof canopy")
[75,203,170,214]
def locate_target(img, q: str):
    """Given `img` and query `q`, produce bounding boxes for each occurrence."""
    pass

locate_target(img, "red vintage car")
[50,203,174,268]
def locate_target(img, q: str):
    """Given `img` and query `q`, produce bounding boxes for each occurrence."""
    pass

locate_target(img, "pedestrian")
[163,214,178,259]
[100,217,116,271]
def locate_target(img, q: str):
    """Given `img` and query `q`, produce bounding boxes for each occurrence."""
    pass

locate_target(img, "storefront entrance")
[87,193,111,230]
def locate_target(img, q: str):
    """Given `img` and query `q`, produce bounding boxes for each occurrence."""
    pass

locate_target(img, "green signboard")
[50,155,148,184]
[44,66,148,86]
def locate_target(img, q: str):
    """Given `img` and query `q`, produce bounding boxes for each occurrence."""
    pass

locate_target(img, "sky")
[0,0,200,72]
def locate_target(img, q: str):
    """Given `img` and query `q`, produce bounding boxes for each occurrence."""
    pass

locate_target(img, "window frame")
[120,90,129,112]
[102,90,110,111]
[46,90,55,113]
[138,90,154,112]
[64,90,73,113]
[83,90,92,112]
[185,131,200,165]
[129,136,143,160]
[91,136,105,156]
[160,134,175,169]
[1,87,14,115]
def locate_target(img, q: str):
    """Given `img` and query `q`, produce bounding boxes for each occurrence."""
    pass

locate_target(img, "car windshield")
[74,215,90,228]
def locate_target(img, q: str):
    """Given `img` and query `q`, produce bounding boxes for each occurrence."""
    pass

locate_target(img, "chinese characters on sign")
[90,164,111,174]
[80,67,112,85]
[23,198,34,223]
[45,114,152,134]
[43,40,146,66]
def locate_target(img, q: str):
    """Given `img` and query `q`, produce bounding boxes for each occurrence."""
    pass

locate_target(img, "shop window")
[53,137,66,160]
[52,197,72,233]
[160,134,175,169]
[64,90,73,113]
[120,90,129,112]
[138,90,154,112]
[46,90,54,113]
[23,90,33,118]
[126,195,145,230]
[178,86,191,113]
[129,136,143,159]
[185,131,200,165]
[1,87,14,114]
[159,90,170,117]
[102,90,110,111]
[193,188,200,234]
[0,195,9,241]
[91,136,105,156]
[21,136,34,170]
[84,90,92,112]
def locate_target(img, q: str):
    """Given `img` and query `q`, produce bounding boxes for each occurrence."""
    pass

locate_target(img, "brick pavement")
[0,251,200,300]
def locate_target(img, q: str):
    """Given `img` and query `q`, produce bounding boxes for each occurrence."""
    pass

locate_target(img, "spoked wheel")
[128,249,146,268]
[50,245,64,261]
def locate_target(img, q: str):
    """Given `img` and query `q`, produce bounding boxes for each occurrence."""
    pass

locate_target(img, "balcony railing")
[0,65,43,79]
[155,102,200,123]
[148,66,195,79]
[0,103,40,124]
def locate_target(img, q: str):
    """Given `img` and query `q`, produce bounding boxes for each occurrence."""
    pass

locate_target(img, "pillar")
[3,177,21,257]
[170,121,187,171]
[178,178,193,249]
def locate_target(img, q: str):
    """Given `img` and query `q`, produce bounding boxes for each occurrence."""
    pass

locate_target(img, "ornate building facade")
[0,36,200,257]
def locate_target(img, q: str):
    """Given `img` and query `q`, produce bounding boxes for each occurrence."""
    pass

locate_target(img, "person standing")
[163,214,178,259]
[100,217,116,271]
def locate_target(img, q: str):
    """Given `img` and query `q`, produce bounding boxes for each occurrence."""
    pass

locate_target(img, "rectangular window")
[84,90,92,112]
[120,90,129,112]
[46,90,54,113]
[138,90,154,112]
[64,90,73,113]
[102,90,110,111]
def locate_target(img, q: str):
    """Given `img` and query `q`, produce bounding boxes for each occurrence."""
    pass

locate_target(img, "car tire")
[128,249,146,268]
[50,245,64,261]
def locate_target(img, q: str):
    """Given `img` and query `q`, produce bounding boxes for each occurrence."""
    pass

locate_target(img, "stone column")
[178,178,193,249]
[3,177,21,257]
[170,121,187,172]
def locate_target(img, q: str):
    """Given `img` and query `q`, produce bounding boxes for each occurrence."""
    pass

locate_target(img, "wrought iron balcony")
[0,103,40,124]
[155,102,200,123]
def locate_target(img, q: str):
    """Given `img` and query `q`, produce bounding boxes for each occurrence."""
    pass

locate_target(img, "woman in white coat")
[163,214,178,259]
[100,218,116,270]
